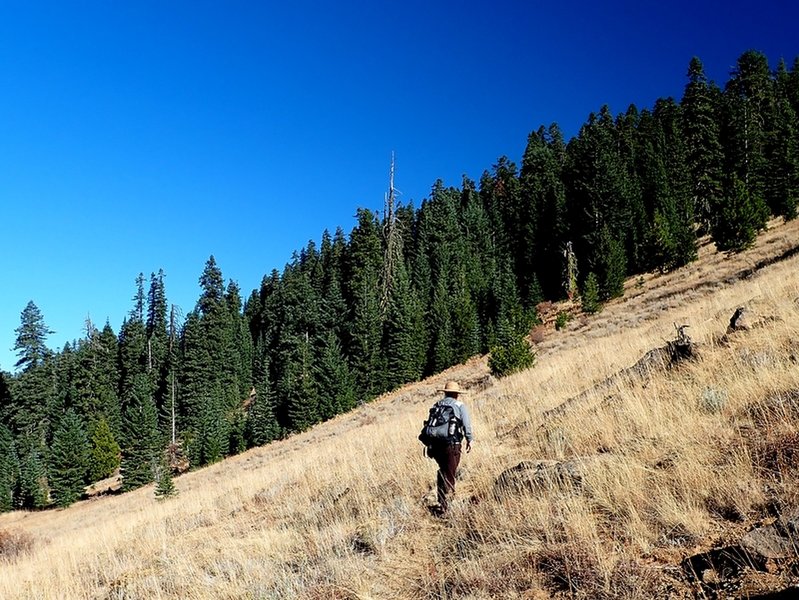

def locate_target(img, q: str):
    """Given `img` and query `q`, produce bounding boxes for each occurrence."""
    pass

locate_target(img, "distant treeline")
[1,50,798,510]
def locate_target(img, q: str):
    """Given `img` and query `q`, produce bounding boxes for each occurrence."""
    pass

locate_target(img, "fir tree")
[49,410,90,507]
[246,374,280,446]
[0,424,19,511]
[120,374,160,491]
[13,301,53,372]
[723,50,773,208]
[581,272,601,314]
[488,317,535,378]
[15,433,49,509]
[153,454,177,499]
[315,332,357,421]
[712,174,768,252]
[681,56,724,232]
[344,209,384,402]
[767,60,799,220]
[88,417,121,481]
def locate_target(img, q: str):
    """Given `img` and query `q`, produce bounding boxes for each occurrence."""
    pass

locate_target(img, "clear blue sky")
[1,1,797,372]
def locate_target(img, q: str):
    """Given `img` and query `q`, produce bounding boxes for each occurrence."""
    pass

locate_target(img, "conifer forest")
[2,51,798,510]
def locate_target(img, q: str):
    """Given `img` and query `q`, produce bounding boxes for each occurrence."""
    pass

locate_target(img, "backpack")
[418,401,461,447]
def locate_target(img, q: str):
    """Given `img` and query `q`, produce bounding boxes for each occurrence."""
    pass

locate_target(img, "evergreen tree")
[48,410,90,507]
[0,424,19,511]
[488,317,535,378]
[13,301,53,372]
[565,106,636,285]
[767,60,799,220]
[581,272,601,314]
[681,57,724,232]
[153,454,177,499]
[315,332,357,420]
[88,417,121,481]
[712,174,769,252]
[520,124,569,299]
[723,50,773,210]
[246,373,280,446]
[70,319,122,438]
[120,374,160,491]
[343,209,384,402]
[15,432,49,509]
[595,226,627,300]
[118,316,147,408]
[194,389,228,465]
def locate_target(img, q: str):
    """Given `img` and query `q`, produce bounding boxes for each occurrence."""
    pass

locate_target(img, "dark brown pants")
[433,443,462,512]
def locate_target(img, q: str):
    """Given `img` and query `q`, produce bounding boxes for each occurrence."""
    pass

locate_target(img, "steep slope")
[2,218,799,599]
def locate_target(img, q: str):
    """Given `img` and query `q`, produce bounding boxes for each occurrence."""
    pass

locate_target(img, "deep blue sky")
[1,1,797,371]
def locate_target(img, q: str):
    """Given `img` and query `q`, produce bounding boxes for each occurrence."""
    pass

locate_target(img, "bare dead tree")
[380,152,404,316]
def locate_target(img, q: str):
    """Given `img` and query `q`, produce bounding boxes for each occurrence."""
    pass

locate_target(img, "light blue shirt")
[439,396,473,443]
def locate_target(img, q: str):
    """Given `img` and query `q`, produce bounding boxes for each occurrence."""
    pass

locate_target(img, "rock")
[728,307,753,333]
[741,525,794,560]
[493,456,610,496]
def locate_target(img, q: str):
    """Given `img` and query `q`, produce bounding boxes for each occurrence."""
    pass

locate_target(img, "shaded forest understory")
[2,49,799,511]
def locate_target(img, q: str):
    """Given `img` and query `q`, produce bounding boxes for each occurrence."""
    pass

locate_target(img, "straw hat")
[438,381,464,395]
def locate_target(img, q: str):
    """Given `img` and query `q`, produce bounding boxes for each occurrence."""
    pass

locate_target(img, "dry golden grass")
[3,218,799,599]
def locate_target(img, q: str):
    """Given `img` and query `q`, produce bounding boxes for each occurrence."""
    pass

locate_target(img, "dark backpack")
[418,401,460,447]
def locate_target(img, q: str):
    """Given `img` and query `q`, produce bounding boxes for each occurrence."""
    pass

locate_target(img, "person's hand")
[465,440,472,453]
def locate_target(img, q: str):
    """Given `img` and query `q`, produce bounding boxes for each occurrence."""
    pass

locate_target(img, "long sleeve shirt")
[439,396,473,443]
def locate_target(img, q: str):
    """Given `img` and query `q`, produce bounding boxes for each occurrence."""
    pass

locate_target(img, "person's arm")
[459,402,473,451]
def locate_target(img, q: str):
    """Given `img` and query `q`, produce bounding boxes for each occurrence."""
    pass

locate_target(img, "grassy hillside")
[2,218,799,599]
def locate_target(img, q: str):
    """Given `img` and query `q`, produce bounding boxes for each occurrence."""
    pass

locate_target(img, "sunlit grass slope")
[2,218,799,599]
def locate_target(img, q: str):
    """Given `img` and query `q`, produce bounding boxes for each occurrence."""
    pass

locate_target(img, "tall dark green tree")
[681,56,724,232]
[0,424,18,511]
[315,332,357,421]
[245,372,280,446]
[766,59,799,220]
[712,173,769,252]
[723,50,773,210]
[88,416,121,481]
[343,209,384,402]
[48,409,90,507]
[520,124,569,299]
[120,374,160,491]
[13,301,53,372]
[14,432,48,509]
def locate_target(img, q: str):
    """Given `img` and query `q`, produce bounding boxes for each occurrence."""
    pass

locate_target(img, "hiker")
[422,380,473,514]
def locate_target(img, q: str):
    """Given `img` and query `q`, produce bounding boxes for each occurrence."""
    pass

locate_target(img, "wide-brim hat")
[438,381,464,395]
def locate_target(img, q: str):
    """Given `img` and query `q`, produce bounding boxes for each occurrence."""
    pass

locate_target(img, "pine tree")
[343,209,384,402]
[596,227,627,300]
[49,410,90,507]
[194,389,227,465]
[488,317,535,378]
[712,174,768,252]
[153,454,177,499]
[581,272,601,314]
[0,424,19,511]
[120,374,161,491]
[723,50,773,210]
[246,373,280,446]
[681,57,724,232]
[315,332,357,420]
[383,263,425,389]
[15,432,48,509]
[88,417,121,481]
[13,301,53,372]
[520,124,569,299]
[767,60,799,220]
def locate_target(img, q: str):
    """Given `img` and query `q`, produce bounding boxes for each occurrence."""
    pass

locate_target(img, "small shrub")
[555,311,572,331]
[581,272,602,314]
[700,387,728,414]
[153,458,178,500]
[489,335,536,378]
[0,528,34,560]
